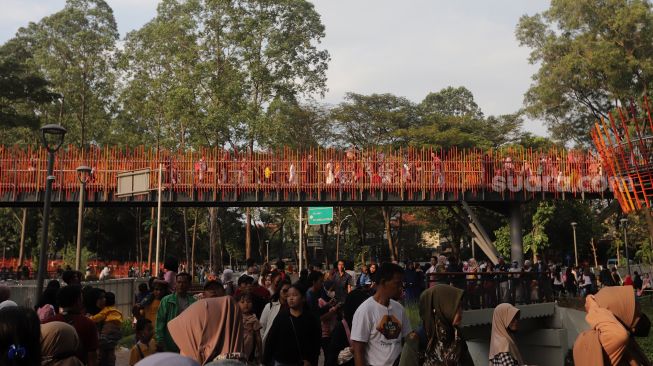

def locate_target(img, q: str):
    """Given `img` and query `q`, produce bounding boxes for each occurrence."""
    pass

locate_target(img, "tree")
[118,0,202,150]
[419,86,483,119]
[516,0,653,145]
[523,201,554,261]
[0,41,59,139]
[197,0,330,259]
[397,87,524,150]
[261,99,333,149]
[332,93,418,148]
[12,0,119,147]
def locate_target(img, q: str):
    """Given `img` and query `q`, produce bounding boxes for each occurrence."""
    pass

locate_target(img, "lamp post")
[571,222,578,267]
[265,240,270,263]
[336,215,352,261]
[36,124,66,298]
[75,166,92,271]
[620,218,631,276]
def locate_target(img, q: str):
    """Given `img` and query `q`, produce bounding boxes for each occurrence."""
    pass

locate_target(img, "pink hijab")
[489,303,524,365]
[168,297,243,365]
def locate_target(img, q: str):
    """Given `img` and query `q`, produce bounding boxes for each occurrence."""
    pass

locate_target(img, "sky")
[0,0,550,135]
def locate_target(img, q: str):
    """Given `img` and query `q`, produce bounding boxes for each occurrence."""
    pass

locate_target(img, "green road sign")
[308,207,333,225]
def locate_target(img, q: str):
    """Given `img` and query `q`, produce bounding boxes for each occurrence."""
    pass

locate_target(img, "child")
[136,280,167,326]
[135,283,150,304]
[90,292,123,366]
[238,293,262,364]
[132,283,151,325]
[129,318,156,365]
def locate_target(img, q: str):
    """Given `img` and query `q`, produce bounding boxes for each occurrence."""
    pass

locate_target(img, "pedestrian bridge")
[0,145,613,207]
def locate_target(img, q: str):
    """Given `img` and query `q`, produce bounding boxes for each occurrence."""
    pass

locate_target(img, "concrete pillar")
[510,203,524,265]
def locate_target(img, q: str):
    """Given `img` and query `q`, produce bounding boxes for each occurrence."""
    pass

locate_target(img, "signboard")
[308,207,333,225]
[307,236,323,248]
[116,169,151,197]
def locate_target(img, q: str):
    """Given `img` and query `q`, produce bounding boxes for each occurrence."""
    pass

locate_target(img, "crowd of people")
[405,255,653,309]
[0,254,651,366]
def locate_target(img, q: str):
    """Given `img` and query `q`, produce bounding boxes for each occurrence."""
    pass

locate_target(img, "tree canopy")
[516,0,653,145]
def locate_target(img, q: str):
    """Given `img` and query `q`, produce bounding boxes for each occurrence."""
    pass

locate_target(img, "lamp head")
[571,222,577,228]
[621,218,628,226]
[76,165,92,183]
[39,124,67,153]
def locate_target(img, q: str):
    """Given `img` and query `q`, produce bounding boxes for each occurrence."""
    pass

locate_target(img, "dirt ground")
[115,347,130,366]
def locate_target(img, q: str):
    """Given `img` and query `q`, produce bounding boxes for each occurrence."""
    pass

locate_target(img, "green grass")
[119,318,136,348]
[638,300,653,360]
[118,334,135,348]
[405,302,420,329]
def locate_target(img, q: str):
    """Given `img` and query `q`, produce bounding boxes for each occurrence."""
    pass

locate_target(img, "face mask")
[632,313,651,337]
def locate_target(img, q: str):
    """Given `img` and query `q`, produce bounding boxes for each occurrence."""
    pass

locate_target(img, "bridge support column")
[510,203,523,265]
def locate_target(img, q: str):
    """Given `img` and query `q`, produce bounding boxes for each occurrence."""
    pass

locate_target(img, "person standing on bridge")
[156,273,196,352]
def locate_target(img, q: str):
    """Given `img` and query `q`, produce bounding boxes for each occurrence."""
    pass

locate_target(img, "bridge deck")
[0,145,612,206]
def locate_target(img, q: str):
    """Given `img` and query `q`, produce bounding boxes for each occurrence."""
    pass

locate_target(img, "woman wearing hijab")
[135,353,200,366]
[168,297,244,365]
[399,284,472,366]
[326,289,370,366]
[41,322,84,366]
[573,286,651,366]
[489,303,524,366]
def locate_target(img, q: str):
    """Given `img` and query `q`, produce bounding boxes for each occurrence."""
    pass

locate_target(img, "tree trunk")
[395,210,402,261]
[246,208,252,260]
[382,206,396,262]
[279,222,284,260]
[209,207,220,271]
[590,237,599,268]
[17,208,27,268]
[321,224,329,267]
[183,208,190,270]
[137,208,142,271]
[80,87,86,148]
[148,207,155,274]
[191,209,198,280]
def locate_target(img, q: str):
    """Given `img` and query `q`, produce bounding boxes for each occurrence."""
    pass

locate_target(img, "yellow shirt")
[90,306,123,326]
[129,339,157,366]
[143,299,161,325]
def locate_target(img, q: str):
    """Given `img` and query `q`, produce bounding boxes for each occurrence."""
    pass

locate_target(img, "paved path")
[116,347,130,366]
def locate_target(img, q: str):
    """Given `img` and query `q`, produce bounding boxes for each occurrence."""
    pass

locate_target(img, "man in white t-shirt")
[351,262,412,366]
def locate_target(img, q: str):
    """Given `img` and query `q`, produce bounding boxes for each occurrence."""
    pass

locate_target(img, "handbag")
[337,319,354,365]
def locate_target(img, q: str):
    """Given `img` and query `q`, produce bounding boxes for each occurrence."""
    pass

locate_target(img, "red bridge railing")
[592,98,653,213]
[0,145,610,201]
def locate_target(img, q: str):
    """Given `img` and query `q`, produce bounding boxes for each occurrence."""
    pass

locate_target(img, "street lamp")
[265,240,270,263]
[75,165,92,271]
[571,222,578,267]
[620,218,631,276]
[336,215,352,261]
[36,124,66,298]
